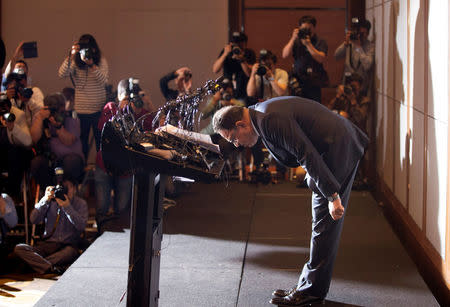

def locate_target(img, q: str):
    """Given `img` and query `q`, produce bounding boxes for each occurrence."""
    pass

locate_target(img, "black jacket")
[249,96,368,198]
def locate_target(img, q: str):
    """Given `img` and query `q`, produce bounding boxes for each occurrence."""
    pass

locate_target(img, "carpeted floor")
[5,181,439,307]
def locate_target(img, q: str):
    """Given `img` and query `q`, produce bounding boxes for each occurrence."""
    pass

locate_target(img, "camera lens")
[256,65,267,76]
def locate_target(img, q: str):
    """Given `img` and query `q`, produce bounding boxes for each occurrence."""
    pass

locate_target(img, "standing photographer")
[2,43,44,127]
[0,93,32,200]
[247,49,288,101]
[159,67,193,101]
[14,178,88,274]
[212,32,252,100]
[282,15,329,103]
[58,34,108,161]
[334,19,374,96]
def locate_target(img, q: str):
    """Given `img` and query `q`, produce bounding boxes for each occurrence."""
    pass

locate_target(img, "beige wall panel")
[366,0,374,9]
[394,102,408,207]
[383,1,395,99]
[1,0,228,108]
[374,0,383,7]
[409,109,424,229]
[409,0,426,113]
[383,97,395,190]
[427,0,449,123]
[373,5,383,93]
[394,0,407,105]
[426,118,448,258]
[376,92,385,174]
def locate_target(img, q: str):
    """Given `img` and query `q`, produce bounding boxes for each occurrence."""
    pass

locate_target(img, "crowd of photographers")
[0,14,374,274]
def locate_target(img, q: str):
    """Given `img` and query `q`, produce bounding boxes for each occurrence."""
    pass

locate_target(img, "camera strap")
[67,51,77,88]
[42,205,61,240]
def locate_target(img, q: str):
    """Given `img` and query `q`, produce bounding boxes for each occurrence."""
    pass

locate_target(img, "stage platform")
[34,182,438,307]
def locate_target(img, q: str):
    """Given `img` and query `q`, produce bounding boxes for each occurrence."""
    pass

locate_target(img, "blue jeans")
[94,168,132,224]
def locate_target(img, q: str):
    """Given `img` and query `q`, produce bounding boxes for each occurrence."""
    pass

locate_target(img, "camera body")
[7,68,33,100]
[79,47,93,61]
[231,44,241,55]
[0,93,11,116]
[53,167,67,201]
[53,185,68,201]
[297,28,311,40]
[128,78,144,108]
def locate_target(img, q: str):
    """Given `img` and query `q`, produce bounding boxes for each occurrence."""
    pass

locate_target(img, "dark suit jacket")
[248,96,369,198]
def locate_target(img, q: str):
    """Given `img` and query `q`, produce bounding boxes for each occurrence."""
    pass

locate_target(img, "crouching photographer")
[14,176,88,274]
[30,93,84,188]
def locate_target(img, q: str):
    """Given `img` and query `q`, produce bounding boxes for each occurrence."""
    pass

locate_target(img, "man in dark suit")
[213,96,368,306]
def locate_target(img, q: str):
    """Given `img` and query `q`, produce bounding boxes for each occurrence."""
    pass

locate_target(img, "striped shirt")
[58,57,108,114]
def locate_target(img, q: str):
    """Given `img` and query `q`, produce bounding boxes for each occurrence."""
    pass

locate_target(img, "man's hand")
[13,42,24,60]
[48,116,62,129]
[223,43,232,56]
[344,31,351,46]
[328,198,344,220]
[0,116,14,131]
[251,63,259,76]
[301,36,311,47]
[291,28,300,41]
[43,186,55,203]
[55,195,70,208]
[37,107,51,121]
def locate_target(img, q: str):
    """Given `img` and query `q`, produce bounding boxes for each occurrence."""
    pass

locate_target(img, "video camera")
[128,78,144,108]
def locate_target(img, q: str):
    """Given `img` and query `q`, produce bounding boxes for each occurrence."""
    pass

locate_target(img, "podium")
[101,121,224,307]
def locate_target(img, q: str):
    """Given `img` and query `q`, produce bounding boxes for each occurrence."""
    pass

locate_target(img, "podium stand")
[101,122,223,307]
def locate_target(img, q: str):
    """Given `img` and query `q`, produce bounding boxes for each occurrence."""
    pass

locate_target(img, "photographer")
[212,32,252,100]
[159,67,193,101]
[334,19,374,96]
[58,34,109,160]
[282,15,329,103]
[14,178,88,274]
[30,93,84,188]
[94,78,154,232]
[247,49,288,101]
[2,43,44,127]
[328,73,369,132]
[0,93,32,200]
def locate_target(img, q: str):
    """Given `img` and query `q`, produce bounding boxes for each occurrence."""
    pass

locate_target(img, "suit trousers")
[297,162,359,298]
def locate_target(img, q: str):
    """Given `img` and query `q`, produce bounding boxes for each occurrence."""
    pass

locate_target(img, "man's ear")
[235,120,246,128]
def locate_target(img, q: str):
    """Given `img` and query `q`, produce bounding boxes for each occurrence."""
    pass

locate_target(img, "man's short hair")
[15,60,29,72]
[117,78,130,101]
[360,19,371,32]
[298,15,317,27]
[213,106,244,132]
[44,93,66,110]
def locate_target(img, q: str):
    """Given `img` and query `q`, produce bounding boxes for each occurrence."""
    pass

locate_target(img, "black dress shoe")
[272,285,298,297]
[269,291,324,306]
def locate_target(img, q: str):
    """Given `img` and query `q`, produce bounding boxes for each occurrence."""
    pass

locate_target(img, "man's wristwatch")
[327,193,340,202]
